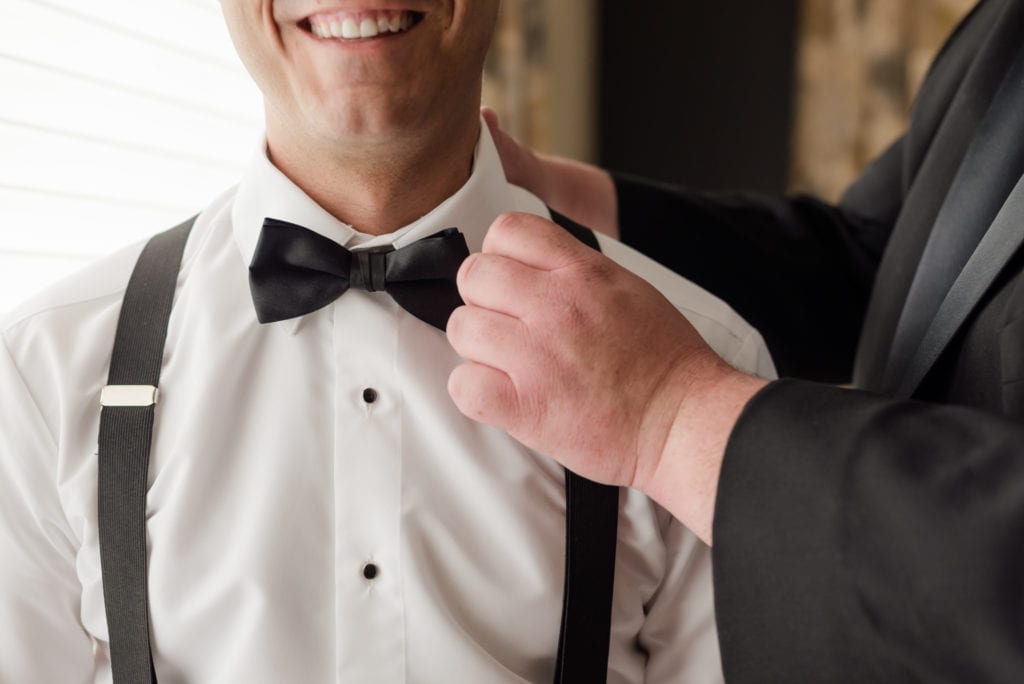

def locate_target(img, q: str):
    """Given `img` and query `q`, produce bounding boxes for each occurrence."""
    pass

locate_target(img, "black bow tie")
[248,217,470,330]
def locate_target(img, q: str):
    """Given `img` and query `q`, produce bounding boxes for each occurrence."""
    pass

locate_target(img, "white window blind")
[0,0,263,314]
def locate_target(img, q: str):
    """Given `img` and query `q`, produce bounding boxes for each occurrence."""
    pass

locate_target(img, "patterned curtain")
[791,0,976,200]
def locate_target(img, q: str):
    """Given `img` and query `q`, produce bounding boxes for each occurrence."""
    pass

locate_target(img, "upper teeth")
[309,10,414,40]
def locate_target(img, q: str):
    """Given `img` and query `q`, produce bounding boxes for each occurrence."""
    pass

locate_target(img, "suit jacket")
[614,0,1024,680]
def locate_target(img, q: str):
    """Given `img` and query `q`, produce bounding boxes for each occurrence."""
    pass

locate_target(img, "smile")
[303,10,424,40]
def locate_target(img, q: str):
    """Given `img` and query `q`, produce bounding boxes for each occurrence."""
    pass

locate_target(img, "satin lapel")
[896,171,1024,397]
[882,39,1024,393]
[852,0,1024,390]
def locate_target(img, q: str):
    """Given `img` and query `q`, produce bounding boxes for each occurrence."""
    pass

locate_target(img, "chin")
[312,101,427,146]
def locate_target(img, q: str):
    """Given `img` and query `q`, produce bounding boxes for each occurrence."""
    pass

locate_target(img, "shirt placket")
[331,291,406,682]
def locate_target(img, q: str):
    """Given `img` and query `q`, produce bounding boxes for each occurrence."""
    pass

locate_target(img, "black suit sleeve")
[713,379,1024,682]
[614,137,905,383]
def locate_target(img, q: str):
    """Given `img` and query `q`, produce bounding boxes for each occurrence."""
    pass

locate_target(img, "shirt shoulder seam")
[2,288,127,338]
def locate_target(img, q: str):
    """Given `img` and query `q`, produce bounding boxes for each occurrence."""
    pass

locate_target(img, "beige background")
[483,0,976,198]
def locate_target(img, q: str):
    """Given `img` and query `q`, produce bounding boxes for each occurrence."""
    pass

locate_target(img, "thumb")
[481,106,502,137]
[480,106,543,194]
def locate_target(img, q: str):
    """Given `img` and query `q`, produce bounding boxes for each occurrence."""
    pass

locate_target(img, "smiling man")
[0,2,772,682]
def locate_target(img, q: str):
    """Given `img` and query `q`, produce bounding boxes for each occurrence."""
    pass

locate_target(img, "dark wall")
[598,1,799,194]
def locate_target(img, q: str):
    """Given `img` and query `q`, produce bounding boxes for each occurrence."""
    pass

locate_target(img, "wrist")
[634,357,768,545]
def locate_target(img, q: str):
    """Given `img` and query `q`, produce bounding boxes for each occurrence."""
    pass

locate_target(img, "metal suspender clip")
[100,385,160,407]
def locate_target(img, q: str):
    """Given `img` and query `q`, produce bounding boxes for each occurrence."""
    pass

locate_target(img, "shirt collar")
[232,117,544,263]
[232,118,547,331]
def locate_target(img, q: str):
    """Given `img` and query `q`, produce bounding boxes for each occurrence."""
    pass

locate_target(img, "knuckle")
[551,242,600,280]
[492,259,514,287]
[465,369,502,423]
[545,283,590,330]
[499,373,524,428]
[447,365,465,399]
[463,310,487,344]
[506,375,543,441]
[446,306,471,345]
[578,252,612,283]
[485,212,523,249]
[456,253,481,291]
[448,366,481,418]
[493,211,522,233]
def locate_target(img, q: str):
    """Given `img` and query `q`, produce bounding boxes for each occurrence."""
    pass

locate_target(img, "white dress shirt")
[0,123,776,683]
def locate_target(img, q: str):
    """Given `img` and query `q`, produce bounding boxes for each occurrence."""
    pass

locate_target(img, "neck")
[265,109,480,236]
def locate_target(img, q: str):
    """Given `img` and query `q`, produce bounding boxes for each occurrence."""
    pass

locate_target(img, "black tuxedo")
[614,0,1024,679]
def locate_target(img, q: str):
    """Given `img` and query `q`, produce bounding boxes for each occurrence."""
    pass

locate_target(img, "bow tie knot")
[249,218,470,330]
[349,249,391,293]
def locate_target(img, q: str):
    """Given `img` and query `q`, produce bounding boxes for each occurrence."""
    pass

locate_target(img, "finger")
[456,253,550,319]
[482,107,530,188]
[481,106,501,134]
[448,362,519,430]
[447,305,526,369]
[483,212,595,272]
[482,106,514,154]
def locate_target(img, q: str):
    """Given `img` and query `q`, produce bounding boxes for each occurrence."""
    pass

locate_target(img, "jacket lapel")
[852,0,1024,391]
[894,172,1024,397]
[882,41,1024,394]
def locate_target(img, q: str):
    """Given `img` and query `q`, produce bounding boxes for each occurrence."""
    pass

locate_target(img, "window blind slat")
[0,124,240,220]
[0,53,258,126]
[2,0,260,121]
[0,2,259,315]
[0,187,190,257]
[0,253,92,314]
[0,56,259,155]
[0,116,246,171]
[18,0,236,66]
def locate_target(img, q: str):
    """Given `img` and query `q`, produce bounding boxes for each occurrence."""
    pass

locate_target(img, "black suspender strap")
[550,210,620,684]
[555,472,620,683]
[98,212,619,683]
[98,217,195,684]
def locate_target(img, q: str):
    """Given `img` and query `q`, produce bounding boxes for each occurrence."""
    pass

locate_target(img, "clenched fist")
[447,212,767,543]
